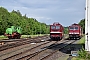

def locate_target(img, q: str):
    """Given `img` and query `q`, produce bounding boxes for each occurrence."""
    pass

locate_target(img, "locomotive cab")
[69,23,82,39]
[50,22,64,40]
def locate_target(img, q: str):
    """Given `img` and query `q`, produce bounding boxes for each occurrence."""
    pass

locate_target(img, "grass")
[21,34,49,38]
[21,35,39,38]
[78,36,85,44]
[0,35,7,39]
[0,34,49,39]
[72,36,86,60]
[72,57,85,60]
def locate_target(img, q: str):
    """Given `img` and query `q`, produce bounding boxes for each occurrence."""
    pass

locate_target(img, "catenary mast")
[85,0,90,51]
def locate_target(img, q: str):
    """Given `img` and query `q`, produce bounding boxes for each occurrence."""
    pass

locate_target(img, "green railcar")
[4,26,22,39]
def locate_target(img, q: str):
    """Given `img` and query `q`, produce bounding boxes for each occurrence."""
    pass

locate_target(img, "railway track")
[0,35,49,44]
[3,41,54,60]
[3,39,71,60]
[0,35,69,60]
[39,40,76,60]
[34,41,75,60]
[16,40,76,60]
[0,35,50,59]
[0,35,49,51]
[0,38,27,45]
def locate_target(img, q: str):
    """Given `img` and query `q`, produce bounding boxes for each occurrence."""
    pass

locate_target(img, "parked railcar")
[68,23,83,39]
[50,22,64,40]
[4,26,22,39]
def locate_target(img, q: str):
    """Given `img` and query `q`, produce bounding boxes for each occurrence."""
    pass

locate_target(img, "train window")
[56,26,60,29]
[51,26,55,29]
[69,27,74,30]
[75,27,78,30]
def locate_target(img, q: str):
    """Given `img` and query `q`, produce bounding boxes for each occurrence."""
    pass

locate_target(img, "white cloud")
[0,0,85,26]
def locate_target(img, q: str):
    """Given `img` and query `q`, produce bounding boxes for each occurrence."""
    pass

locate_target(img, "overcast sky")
[0,0,85,26]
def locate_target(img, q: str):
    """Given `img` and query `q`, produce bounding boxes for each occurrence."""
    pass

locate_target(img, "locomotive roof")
[69,23,81,27]
[50,22,62,26]
[72,23,79,25]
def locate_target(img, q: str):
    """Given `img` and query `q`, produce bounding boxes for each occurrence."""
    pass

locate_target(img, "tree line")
[0,7,85,35]
[0,7,50,35]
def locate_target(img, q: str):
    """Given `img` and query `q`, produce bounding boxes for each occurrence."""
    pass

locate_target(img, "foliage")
[72,57,85,60]
[64,18,85,34]
[0,7,85,35]
[0,7,50,35]
[78,47,87,59]
[78,47,90,59]
[78,19,85,33]
[78,36,85,45]
[64,27,68,34]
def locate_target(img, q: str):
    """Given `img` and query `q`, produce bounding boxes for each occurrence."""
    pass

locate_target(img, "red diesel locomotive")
[50,22,64,40]
[68,23,83,39]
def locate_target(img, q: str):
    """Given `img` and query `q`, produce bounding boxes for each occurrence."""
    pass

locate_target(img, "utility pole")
[85,0,90,51]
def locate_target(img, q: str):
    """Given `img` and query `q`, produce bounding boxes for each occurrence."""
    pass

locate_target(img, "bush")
[78,47,87,59]
[78,47,90,59]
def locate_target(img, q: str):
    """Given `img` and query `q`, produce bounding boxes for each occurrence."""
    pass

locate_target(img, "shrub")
[78,47,90,59]
[78,47,87,59]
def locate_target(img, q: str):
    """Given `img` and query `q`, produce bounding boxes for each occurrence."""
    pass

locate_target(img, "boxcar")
[50,22,64,40]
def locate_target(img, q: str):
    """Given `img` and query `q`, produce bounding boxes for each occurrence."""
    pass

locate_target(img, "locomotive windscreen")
[75,27,78,30]
[56,26,60,29]
[69,27,74,30]
[69,26,78,30]
[51,26,55,29]
[51,26,60,29]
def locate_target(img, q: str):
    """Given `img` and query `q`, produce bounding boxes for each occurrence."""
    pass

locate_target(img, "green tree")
[0,7,50,35]
[64,27,68,34]
[0,7,10,34]
[78,19,85,33]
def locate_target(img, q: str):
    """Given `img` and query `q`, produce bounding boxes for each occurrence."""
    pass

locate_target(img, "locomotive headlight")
[74,33,79,34]
[69,33,73,34]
